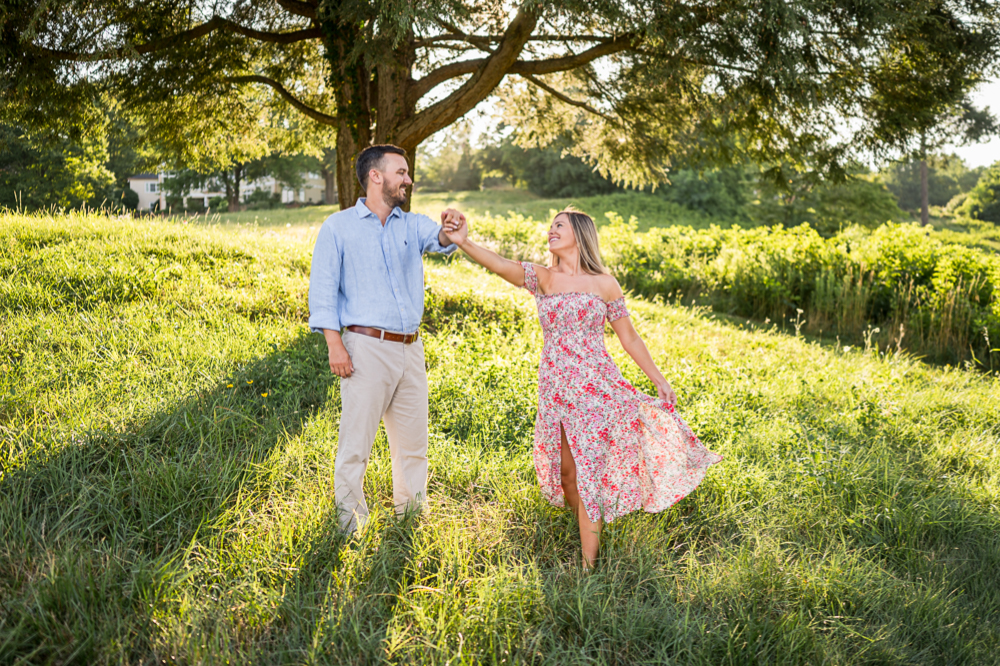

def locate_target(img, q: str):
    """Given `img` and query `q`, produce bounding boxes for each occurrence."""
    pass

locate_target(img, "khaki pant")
[335,329,429,532]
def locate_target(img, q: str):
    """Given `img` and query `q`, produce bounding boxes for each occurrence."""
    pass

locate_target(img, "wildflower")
[247,380,253,384]
[261,392,268,397]
[227,384,233,388]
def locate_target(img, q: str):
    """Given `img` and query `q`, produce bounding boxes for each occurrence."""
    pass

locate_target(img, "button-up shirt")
[308,198,457,334]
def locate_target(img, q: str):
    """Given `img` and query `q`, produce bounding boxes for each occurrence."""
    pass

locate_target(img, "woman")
[443,209,721,568]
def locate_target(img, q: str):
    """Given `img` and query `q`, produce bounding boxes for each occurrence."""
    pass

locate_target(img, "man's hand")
[324,329,354,377]
[440,207,468,246]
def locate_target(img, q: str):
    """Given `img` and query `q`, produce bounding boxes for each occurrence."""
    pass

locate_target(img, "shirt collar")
[355,197,403,221]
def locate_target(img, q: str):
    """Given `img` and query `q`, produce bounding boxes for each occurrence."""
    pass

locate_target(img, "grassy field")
[177,188,730,233]
[2,211,1000,664]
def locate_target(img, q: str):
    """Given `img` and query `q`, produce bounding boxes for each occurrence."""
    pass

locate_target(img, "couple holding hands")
[309,144,721,568]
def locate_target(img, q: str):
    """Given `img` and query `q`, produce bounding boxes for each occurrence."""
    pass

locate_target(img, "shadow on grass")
[0,330,337,663]
[258,510,420,663]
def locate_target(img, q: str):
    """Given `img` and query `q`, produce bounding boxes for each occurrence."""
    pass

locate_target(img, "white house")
[127,174,166,211]
[127,172,329,211]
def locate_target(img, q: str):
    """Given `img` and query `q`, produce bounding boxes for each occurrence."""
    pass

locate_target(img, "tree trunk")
[400,142,418,212]
[319,7,536,210]
[227,164,243,212]
[222,175,234,211]
[919,132,929,226]
[321,147,337,205]
[324,17,372,210]
[335,119,365,210]
[920,157,929,225]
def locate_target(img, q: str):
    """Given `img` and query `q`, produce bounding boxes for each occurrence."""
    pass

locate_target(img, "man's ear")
[369,169,382,185]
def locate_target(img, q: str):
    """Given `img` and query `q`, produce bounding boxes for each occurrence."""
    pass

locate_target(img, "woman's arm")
[443,217,539,288]
[600,275,677,406]
[610,317,677,406]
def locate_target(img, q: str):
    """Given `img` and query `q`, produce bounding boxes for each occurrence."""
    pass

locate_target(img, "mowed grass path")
[1,212,999,664]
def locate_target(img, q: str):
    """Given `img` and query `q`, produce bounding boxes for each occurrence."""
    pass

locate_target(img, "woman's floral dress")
[521,262,722,523]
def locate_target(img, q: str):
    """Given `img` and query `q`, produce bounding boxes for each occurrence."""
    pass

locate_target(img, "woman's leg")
[560,424,602,568]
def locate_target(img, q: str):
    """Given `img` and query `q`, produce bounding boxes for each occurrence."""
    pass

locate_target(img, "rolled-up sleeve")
[308,223,342,333]
[415,213,457,255]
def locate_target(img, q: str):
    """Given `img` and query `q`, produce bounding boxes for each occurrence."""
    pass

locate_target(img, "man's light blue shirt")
[308,198,457,334]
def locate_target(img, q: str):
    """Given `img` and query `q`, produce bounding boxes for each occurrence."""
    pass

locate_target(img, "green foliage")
[751,170,905,234]
[7,0,998,207]
[0,124,116,210]
[882,155,986,212]
[2,211,1000,663]
[243,189,282,210]
[426,139,900,235]
[656,167,750,220]
[246,151,322,192]
[0,101,155,212]
[477,134,621,197]
[418,126,484,193]
[108,185,139,211]
[104,106,158,187]
[960,162,1000,224]
[163,152,323,212]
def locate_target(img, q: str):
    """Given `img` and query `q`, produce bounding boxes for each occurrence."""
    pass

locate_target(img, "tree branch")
[407,35,636,105]
[225,22,321,44]
[513,37,636,74]
[276,0,317,19]
[228,75,337,125]
[414,33,618,48]
[396,6,540,147]
[34,17,320,61]
[519,73,616,122]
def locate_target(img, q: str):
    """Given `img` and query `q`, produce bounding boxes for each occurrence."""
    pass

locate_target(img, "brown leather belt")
[346,325,420,344]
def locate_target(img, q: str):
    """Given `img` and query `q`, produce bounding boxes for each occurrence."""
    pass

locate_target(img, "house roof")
[128,173,159,180]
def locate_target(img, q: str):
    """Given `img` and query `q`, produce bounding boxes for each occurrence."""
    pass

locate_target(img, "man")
[308,144,466,533]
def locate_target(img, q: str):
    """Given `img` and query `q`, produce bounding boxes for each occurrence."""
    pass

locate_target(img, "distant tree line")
[0,109,151,211]
[0,111,333,213]
[417,130,1000,231]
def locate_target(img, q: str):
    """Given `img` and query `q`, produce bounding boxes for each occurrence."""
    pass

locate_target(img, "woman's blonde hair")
[550,207,607,275]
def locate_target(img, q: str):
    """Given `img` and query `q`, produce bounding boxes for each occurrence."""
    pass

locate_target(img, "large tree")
[3,0,999,209]
[861,7,998,225]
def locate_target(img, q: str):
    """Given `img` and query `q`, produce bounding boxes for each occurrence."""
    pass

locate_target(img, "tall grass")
[2,211,999,664]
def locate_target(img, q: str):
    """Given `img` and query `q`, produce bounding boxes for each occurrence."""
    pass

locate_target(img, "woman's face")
[548,214,576,253]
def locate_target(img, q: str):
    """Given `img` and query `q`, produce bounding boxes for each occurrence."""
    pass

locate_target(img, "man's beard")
[382,185,407,209]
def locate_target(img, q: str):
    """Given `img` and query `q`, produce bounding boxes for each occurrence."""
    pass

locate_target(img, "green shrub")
[751,174,905,235]
[107,185,139,211]
[959,162,1000,224]
[0,124,116,211]
[656,166,751,220]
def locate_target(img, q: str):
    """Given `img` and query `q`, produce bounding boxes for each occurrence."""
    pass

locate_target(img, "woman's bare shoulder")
[597,273,624,301]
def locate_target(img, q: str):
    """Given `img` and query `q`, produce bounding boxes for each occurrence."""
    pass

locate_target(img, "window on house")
[145,182,159,193]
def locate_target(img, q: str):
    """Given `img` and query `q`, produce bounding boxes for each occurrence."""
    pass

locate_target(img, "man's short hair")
[355,144,407,189]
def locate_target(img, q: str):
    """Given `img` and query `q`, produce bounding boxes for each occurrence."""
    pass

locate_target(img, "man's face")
[376,153,412,209]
